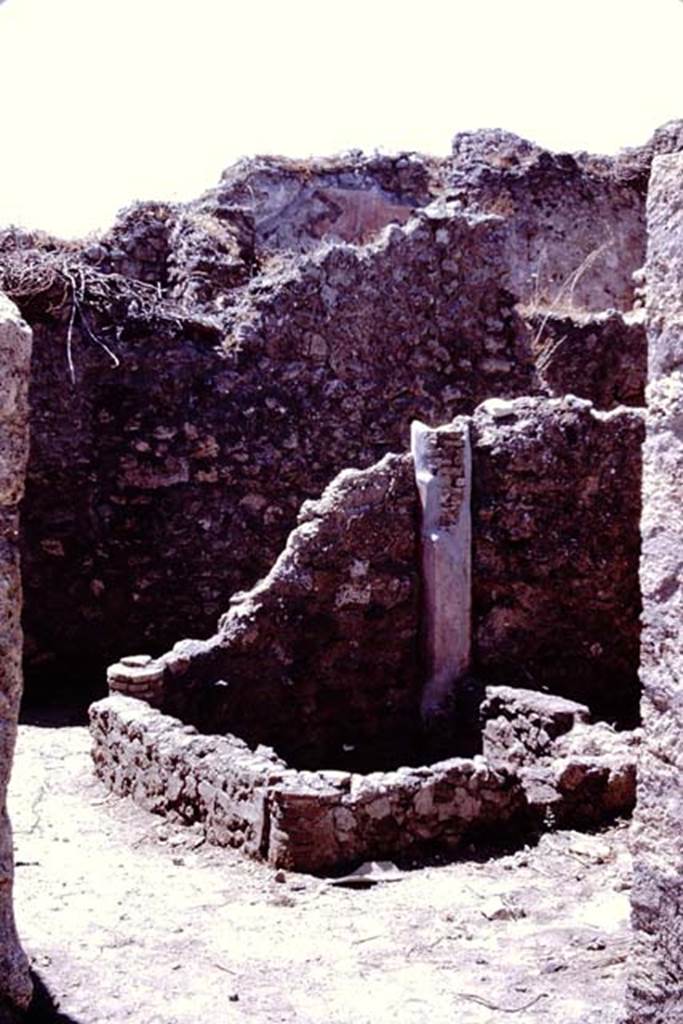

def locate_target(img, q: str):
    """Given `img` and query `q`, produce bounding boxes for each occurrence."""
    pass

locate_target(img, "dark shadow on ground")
[24,972,84,1023]
[20,658,107,728]
[19,703,89,729]
[392,815,632,874]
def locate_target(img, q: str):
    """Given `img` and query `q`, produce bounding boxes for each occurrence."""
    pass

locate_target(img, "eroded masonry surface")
[8,124,674,703]
[5,120,683,1019]
[627,152,683,1024]
[90,394,641,873]
[0,297,32,1018]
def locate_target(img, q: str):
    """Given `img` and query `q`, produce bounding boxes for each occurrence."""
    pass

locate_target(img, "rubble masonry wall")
[14,131,652,699]
[20,205,536,698]
[472,396,644,722]
[628,153,683,1022]
[105,397,644,765]
[89,684,638,875]
[0,295,32,1018]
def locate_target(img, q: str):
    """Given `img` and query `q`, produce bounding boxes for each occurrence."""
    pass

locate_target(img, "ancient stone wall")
[112,453,420,772]
[528,309,646,410]
[166,207,255,308]
[19,204,538,700]
[449,129,647,313]
[79,123,683,317]
[81,151,440,309]
[471,396,644,724]
[0,295,32,1018]
[121,132,651,317]
[78,133,653,322]
[21,303,227,698]
[481,686,638,829]
[104,395,644,776]
[205,150,439,255]
[628,153,683,1022]
[89,693,526,874]
[83,201,177,286]
[5,129,656,702]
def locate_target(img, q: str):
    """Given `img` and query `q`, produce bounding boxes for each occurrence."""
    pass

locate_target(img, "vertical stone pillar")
[628,154,683,1022]
[0,295,32,1017]
[411,417,471,726]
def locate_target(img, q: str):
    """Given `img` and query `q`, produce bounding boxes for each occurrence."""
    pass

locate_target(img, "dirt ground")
[8,721,632,1024]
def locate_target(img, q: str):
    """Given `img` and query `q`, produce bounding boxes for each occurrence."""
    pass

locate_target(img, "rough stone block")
[482,685,591,767]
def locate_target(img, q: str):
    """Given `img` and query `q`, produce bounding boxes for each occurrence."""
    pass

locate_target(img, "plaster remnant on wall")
[449,128,647,313]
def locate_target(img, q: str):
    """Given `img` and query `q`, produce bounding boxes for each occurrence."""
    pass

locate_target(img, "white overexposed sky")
[0,0,682,237]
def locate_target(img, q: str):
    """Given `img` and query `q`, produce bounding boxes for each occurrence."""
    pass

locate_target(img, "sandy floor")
[9,723,632,1024]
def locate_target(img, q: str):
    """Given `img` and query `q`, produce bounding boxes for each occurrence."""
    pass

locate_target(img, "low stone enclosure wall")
[90,394,643,872]
[90,689,638,875]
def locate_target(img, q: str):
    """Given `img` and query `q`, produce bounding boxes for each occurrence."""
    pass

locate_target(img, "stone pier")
[0,296,32,1019]
[411,418,472,726]
[628,153,683,1022]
